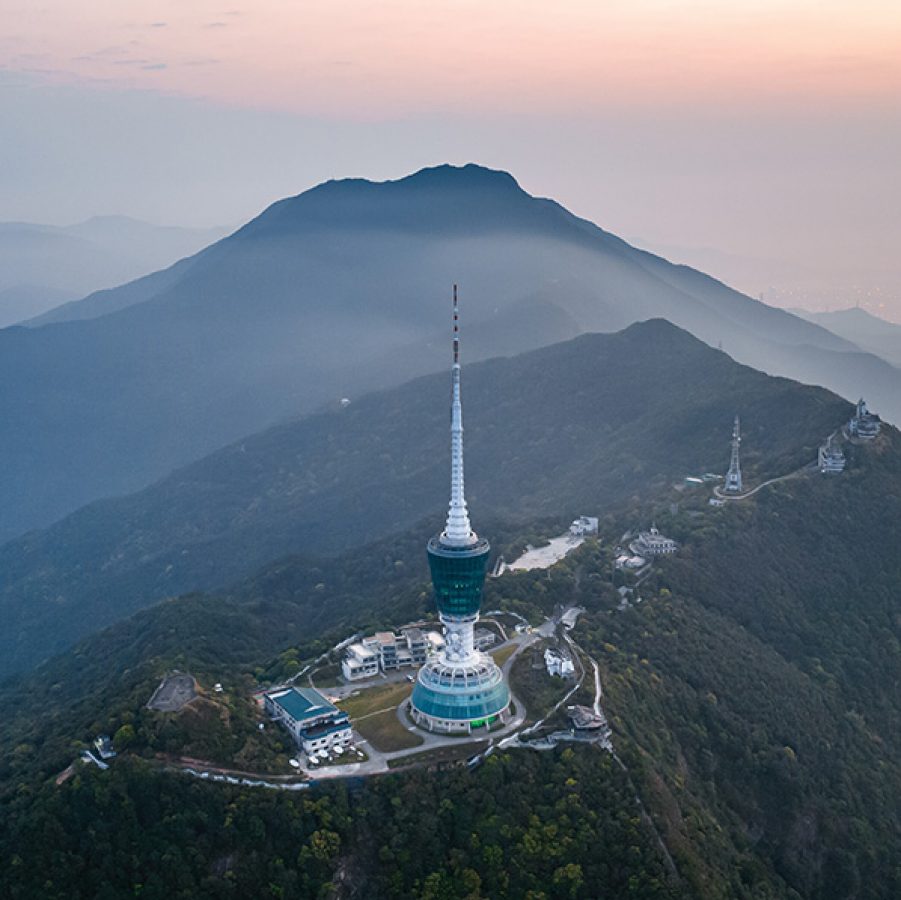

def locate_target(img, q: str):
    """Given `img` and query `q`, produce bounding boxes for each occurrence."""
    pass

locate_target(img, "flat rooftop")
[268,686,337,723]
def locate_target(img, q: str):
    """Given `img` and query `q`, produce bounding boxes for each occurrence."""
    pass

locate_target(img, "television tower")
[725,415,743,493]
[410,286,511,733]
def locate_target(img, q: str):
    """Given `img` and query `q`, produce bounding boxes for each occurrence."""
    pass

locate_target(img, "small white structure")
[473,627,497,650]
[544,647,575,679]
[848,398,881,440]
[818,435,846,474]
[615,553,647,570]
[426,631,446,654]
[630,526,678,557]
[93,735,116,761]
[708,497,726,507]
[341,643,379,681]
[569,515,599,537]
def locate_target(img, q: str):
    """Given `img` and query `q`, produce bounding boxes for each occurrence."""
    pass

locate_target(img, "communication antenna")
[453,283,459,365]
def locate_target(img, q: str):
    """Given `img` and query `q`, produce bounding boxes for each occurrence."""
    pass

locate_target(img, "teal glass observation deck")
[411,657,510,723]
[427,535,491,619]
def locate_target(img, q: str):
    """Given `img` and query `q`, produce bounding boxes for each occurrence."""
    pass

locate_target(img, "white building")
[630,526,678,557]
[341,643,379,681]
[343,627,429,679]
[473,627,497,650]
[426,631,446,654]
[264,686,352,757]
[818,435,846,474]
[545,647,576,679]
[299,720,353,757]
[364,628,428,671]
[848,398,881,440]
[569,515,599,536]
[93,735,116,760]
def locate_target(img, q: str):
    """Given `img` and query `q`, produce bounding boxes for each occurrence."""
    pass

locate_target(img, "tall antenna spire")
[453,283,459,365]
[443,284,475,546]
[725,415,743,493]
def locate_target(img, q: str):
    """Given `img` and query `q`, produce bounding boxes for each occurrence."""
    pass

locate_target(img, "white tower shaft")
[443,285,475,547]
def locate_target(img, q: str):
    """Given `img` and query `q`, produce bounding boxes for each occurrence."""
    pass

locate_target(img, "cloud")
[142,63,167,71]
[150,22,167,29]
[204,22,228,29]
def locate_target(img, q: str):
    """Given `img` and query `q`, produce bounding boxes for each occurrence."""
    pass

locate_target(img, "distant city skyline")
[1,0,899,316]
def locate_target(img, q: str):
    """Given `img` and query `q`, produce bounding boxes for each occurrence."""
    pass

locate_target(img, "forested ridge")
[0,319,849,679]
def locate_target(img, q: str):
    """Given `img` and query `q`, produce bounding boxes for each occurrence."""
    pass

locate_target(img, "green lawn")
[354,709,423,753]
[491,643,519,668]
[337,680,413,719]
[508,648,573,725]
[309,662,342,686]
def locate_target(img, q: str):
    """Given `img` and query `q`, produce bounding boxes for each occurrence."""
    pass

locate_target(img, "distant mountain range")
[792,306,901,369]
[0,216,227,327]
[0,321,850,678]
[0,163,898,547]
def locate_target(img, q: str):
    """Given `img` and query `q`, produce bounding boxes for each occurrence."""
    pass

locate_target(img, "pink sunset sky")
[2,0,900,311]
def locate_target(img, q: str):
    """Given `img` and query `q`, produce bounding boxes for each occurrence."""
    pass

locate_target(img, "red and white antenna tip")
[452,284,459,365]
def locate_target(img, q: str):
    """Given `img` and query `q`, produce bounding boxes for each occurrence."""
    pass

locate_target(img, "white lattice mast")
[442,284,476,547]
[725,415,743,493]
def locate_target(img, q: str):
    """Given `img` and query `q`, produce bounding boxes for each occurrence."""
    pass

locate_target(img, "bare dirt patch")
[147,672,197,712]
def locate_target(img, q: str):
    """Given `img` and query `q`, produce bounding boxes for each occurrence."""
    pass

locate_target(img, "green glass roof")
[268,686,337,722]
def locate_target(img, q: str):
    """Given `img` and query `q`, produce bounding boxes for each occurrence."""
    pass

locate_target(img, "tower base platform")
[410,652,511,734]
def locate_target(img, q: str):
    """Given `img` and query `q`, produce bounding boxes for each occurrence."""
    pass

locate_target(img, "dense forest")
[1,750,684,899]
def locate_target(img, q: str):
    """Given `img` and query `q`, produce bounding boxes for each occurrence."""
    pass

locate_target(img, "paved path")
[590,655,602,717]
[713,464,811,501]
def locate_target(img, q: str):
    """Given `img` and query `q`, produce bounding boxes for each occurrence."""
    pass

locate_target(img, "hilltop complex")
[848,398,881,440]
[410,288,511,734]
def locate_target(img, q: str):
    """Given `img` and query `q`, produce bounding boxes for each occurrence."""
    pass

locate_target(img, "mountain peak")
[237,162,547,240]
[310,163,523,197]
[394,163,522,191]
